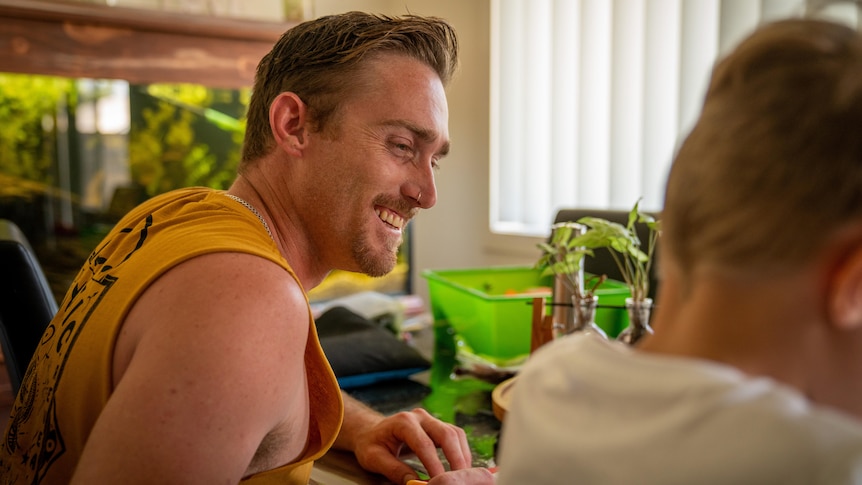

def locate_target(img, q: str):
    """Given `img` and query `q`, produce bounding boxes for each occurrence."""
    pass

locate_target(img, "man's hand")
[351,407,471,483]
[335,394,491,484]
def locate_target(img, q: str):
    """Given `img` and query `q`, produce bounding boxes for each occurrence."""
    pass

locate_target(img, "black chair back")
[0,219,57,396]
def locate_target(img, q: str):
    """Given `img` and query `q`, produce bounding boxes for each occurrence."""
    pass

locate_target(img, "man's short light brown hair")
[239,11,459,168]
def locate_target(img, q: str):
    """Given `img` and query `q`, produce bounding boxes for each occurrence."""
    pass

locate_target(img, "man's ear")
[269,92,308,157]
[827,244,862,331]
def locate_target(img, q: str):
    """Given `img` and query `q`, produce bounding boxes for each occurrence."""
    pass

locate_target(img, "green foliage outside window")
[1,74,411,300]
[0,74,249,201]
[0,74,73,193]
[129,83,249,198]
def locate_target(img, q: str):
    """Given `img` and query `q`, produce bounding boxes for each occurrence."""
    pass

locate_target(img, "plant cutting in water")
[534,222,606,302]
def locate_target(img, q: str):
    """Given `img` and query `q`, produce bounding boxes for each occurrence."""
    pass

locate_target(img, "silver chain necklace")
[224,193,274,241]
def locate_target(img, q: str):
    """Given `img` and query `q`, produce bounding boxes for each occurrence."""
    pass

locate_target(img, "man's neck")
[228,170,330,291]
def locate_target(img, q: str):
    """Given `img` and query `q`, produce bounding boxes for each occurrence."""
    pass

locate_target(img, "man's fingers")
[412,409,472,471]
[363,444,422,485]
[395,409,472,475]
[351,407,479,483]
[435,424,471,470]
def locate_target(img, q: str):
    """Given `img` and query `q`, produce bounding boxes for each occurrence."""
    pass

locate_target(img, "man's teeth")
[376,208,405,229]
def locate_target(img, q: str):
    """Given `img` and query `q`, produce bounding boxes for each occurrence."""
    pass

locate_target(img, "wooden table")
[310,449,395,485]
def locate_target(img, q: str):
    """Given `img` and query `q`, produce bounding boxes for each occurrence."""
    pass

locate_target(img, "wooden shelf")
[0,0,297,87]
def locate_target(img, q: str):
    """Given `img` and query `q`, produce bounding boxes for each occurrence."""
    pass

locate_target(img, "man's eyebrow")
[383,119,450,157]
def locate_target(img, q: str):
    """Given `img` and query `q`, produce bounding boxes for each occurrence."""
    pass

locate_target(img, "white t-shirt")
[496,333,862,485]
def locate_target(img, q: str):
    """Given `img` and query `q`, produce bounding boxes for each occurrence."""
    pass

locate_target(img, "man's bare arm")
[72,252,312,484]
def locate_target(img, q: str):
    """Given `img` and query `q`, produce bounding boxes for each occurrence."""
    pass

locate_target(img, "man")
[1,12,492,485]
[497,16,862,485]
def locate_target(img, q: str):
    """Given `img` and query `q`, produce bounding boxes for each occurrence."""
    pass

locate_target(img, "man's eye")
[390,142,415,157]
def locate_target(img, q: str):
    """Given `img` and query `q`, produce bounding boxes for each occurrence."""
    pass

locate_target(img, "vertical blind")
[490,0,859,237]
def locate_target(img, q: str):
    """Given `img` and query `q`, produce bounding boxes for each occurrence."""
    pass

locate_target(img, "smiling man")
[1,12,493,485]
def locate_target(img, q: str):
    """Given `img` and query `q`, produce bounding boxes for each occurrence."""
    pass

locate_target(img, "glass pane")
[0,73,410,303]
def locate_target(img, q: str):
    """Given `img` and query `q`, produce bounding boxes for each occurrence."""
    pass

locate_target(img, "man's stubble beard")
[351,227,402,277]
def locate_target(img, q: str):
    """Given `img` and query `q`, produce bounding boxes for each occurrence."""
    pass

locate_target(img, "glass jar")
[571,295,607,339]
[617,297,654,345]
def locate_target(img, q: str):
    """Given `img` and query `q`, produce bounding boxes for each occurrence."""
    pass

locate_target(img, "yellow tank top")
[1,188,343,484]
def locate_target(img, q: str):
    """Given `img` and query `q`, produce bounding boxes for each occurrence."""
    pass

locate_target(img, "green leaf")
[627,199,640,230]
[550,199,661,301]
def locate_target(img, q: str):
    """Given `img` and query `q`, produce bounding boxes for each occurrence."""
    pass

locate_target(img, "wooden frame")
[0,0,296,87]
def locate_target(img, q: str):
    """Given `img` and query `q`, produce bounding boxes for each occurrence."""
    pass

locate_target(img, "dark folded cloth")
[316,306,430,389]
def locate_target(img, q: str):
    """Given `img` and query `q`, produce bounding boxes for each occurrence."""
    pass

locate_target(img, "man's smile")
[375,206,407,230]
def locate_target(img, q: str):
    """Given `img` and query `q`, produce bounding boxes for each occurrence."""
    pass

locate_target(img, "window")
[0,73,414,303]
[490,0,859,237]
[0,74,249,299]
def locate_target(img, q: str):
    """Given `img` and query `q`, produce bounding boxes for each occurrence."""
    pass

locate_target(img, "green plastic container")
[423,266,631,360]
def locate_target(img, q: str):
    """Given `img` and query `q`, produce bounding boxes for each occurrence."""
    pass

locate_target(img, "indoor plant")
[573,200,660,344]
[535,222,607,338]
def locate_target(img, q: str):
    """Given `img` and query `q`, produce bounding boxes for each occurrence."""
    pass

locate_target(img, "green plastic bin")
[423,266,631,360]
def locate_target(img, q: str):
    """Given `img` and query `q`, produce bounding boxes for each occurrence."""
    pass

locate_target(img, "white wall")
[315,0,541,299]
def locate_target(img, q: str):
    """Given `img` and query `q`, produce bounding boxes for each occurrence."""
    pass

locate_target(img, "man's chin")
[359,259,397,278]
[354,251,398,278]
